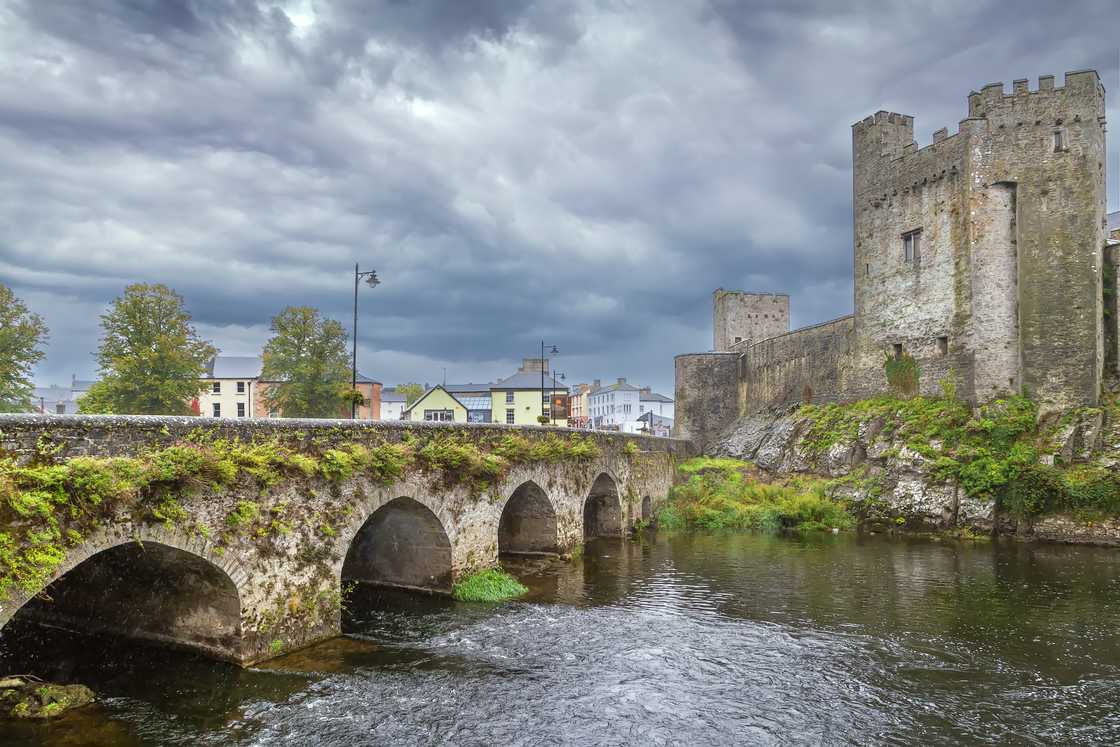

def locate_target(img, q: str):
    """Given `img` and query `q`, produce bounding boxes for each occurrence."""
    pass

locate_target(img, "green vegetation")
[0,680,94,720]
[260,305,354,418]
[452,568,528,602]
[0,429,611,601]
[79,283,216,415]
[657,458,854,533]
[0,283,49,413]
[798,390,1120,521]
[396,382,425,406]
[883,351,920,397]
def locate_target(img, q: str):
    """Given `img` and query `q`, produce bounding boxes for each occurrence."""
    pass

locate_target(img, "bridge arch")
[343,496,454,593]
[584,472,624,539]
[499,480,559,556]
[0,530,244,663]
[641,495,652,522]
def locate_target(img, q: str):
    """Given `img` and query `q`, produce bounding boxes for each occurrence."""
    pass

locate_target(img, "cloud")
[0,0,1115,397]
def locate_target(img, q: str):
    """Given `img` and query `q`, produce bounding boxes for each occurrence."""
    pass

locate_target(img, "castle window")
[903,229,921,263]
[937,336,948,356]
[1053,129,1065,152]
[734,336,743,343]
[893,343,903,359]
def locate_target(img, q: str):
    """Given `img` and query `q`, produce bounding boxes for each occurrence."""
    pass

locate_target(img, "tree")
[0,283,48,412]
[260,306,352,418]
[80,283,216,415]
[397,382,425,406]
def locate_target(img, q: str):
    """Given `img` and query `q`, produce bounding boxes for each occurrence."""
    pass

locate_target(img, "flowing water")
[4,532,1120,745]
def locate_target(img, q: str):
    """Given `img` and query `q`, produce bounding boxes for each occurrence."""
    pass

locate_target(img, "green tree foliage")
[397,382,425,406]
[80,284,214,415]
[0,284,48,412]
[261,306,352,418]
[884,351,920,397]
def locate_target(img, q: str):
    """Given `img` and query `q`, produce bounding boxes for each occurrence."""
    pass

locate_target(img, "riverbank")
[706,391,1120,546]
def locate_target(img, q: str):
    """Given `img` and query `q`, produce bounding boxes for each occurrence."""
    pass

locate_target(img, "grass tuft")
[452,569,528,602]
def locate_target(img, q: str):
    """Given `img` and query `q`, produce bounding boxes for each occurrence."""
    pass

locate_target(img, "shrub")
[1002,463,1064,518]
[884,352,920,397]
[452,569,528,602]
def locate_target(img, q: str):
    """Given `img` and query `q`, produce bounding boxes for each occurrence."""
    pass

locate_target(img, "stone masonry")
[0,415,688,665]
[677,71,1110,450]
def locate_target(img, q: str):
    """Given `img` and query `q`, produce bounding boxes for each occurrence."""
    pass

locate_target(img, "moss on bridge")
[0,430,607,602]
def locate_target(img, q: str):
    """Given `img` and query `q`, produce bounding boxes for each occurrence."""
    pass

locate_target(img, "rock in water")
[0,678,95,719]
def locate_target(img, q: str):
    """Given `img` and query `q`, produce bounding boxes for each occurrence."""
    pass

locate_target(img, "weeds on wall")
[883,352,920,397]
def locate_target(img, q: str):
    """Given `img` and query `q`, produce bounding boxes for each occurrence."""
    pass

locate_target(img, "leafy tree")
[397,382,425,406]
[80,283,216,415]
[0,283,49,412]
[260,306,352,418]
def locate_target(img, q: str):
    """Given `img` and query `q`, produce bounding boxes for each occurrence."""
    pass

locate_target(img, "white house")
[197,355,261,419]
[380,387,407,421]
[589,378,674,433]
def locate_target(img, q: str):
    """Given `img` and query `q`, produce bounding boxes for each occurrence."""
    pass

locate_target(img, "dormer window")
[903,229,921,264]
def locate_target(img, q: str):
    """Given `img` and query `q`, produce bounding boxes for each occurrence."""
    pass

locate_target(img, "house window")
[212,382,221,394]
[55,403,66,414]
[506,409,515,424]
[424,409,454,422]
[893,343,904,359]
[903,230,921,263]
[1053,129,1064,152]
[268,409,278,418]
[237,381,245,394]
[212,403,221,417]
[937,336,949,356]
[640,405,645,413]
[505,391,514,404]
[237,402,246,418]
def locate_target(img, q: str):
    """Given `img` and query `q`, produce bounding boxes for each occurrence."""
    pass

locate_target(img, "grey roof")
[491,372,565,390]
[208,355,262,379]
[639,391,674,403]
[380,387,407,402]
[71,379,97,392]
[1109,210,1120,232]
[638,412,674,426]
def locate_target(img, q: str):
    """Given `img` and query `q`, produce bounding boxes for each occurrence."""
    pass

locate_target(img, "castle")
[676,70,1110,449]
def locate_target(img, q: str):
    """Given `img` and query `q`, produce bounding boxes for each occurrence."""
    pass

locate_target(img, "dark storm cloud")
[0,0,1116,394]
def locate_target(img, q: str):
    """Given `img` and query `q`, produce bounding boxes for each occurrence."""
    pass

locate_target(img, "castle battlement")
[677,69,1110,450]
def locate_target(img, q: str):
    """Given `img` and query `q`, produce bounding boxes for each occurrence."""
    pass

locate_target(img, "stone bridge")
[0,415,691,665]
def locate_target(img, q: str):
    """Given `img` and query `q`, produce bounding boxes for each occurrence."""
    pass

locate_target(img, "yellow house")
[491,361,568,427]
[402,385,468,423]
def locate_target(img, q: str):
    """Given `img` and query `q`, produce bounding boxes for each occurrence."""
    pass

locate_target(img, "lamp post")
[540,341,558,425]
[352,264,381,419]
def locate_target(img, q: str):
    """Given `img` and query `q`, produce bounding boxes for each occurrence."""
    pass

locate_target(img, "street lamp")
[352,264,380,419]
[540,341,558,425]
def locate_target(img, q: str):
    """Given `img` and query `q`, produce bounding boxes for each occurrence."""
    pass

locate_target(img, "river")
[4,532,1120,745]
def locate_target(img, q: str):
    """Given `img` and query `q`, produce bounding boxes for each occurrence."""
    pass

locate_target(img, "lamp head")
[365,271,381,288]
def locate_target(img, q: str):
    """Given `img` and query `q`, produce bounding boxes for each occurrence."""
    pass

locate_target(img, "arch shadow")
[343,496,453,593]
[499,481,559,556]
[641,496,652,522]
[583,473,623,539]
[2,540,243,663]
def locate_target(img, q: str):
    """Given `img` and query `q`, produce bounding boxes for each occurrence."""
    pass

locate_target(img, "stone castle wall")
[713,290,789,351]
[675,70,1109,445]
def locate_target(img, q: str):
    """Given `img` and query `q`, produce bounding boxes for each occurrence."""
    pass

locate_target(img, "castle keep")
[676,70,1110,449]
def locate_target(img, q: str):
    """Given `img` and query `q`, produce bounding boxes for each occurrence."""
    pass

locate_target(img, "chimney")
[640,387,651,396]
[617,377,626,385]
[593,379,601,389]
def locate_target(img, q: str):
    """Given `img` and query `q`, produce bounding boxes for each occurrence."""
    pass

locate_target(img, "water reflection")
[3,533,1120,744]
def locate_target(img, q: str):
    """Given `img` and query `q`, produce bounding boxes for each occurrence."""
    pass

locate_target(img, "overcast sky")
[0,0,1116,396]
